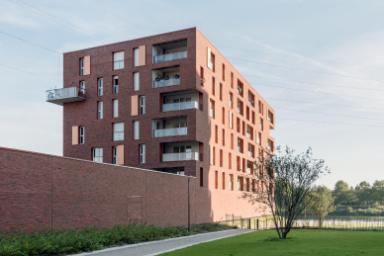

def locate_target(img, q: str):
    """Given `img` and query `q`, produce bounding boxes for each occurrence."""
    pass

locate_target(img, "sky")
[0,0,383,188]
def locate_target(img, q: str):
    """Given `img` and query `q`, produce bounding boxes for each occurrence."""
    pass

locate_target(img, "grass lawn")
[161,229,384,256]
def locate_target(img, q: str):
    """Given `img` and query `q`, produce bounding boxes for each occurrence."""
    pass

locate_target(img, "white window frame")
[79,80,86,94]
[113,51,124,70]
[113,75,119,95]
[97,101,104,119]
[79,126,85,144]
[112,146,117,164]
[133,47,139,67]
[113,99,119,118]
[139,144,146,164]
[113,122,124,141]
[97,77,103,96]
[133,72,140,91]
[133,120,140,140]
[139,96,146,115]
[79,57,84,75]
[92,148,103,163]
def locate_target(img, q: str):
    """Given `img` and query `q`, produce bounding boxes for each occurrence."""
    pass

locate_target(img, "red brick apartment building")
[45,27,275,222]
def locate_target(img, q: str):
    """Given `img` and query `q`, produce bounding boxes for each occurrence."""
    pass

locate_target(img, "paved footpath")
[71,229,251,256]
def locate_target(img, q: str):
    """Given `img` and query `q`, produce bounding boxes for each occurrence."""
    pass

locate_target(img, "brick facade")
[0,147,213,233]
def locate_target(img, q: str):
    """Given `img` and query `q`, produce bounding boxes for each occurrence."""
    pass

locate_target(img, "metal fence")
[219,215,384,231]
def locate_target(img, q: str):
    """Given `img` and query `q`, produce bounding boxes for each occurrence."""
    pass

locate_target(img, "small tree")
[246,146,328,239]
[307,186,334,227]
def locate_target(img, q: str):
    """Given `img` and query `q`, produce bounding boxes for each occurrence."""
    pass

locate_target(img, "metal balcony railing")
[154,127,187,138]
[46,87,86,105]
[152,77,180,88]
[153,51,187,64]
[162,152,199,162]
[162,101,199,112]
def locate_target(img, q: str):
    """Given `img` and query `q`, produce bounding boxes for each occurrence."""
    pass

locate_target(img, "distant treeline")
[329,180,384,216]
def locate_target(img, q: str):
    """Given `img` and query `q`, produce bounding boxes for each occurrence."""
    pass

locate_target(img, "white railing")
[162,152,199,162]
[162,101,199,112]
[154,127,187,137]
[153,51,187,64]
[46,87,84,101]
[152,77,180,88]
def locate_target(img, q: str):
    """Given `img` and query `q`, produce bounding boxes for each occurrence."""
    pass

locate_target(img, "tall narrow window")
[80,56,90,75]
[113,122,124,141]
[113,99,119,118]
[113,51,124,70]
[222,107,225,125]
[133,120,140,140]
[79,57,84,76]
[222,63,225,81]
[92,148,103,163]
[97,101,103,119]
[215,125,218,143]
[229,174,234,190]
[112,145,124,165]
[219,149,223,167]
[212,77,215,95]
[200,168,204,187]
[79,126,85,144]
[222,129,225,146]
[228,152,232,169]
[133,46,145,66]
[113,75,119,95]
[214,171,218,189]
[97,77,103,96]
[133,47,139,66]
[112,147,117,164]
[209,99,215,118]
[229,92,233,108]
[222,172,226,190]
[230,72,234,88]
[79,80,86,94]
[133,72,140,91]
[229,111,233,129]
[219,83,223,100]
[139,96,146,115]
[207,47,215,71]
[139,144,146,164]
[200,66,205,86]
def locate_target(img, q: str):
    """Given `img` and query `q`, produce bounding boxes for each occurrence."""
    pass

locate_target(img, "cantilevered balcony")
[153,117,187,138]
[162,91,199,112]
[162,152,199,161]
[46,87,85,105]
[152,66,180,88]
[152,39,187,64]
[161,141,200,162]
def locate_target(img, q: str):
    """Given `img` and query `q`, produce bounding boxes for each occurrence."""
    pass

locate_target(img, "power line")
[0,30,60,55]
[5,0,84,33]
[230,55,384,86]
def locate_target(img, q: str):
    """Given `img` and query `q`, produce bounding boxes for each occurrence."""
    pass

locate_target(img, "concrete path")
[71,229,251,256]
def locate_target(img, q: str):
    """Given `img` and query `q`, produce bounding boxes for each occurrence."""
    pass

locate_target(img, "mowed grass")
[161,229,384,256]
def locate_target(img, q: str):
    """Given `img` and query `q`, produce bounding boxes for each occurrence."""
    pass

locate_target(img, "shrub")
[0,223,233,256]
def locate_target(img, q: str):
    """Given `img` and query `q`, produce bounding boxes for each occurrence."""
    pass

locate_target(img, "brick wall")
[0,147,212,233]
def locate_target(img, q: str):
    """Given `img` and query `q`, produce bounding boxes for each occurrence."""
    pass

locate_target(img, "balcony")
[154,127,187,138]
[162,101,198,112]
[152,66,180,88]
[152,39,187,64]
[46,87,85,105]
[162,152,199,162]
[152,117,187,138]
[161,141,200,162]
[162,91,200,112]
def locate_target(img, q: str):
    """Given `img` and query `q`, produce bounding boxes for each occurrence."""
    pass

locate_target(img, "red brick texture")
[0,147,212,233]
